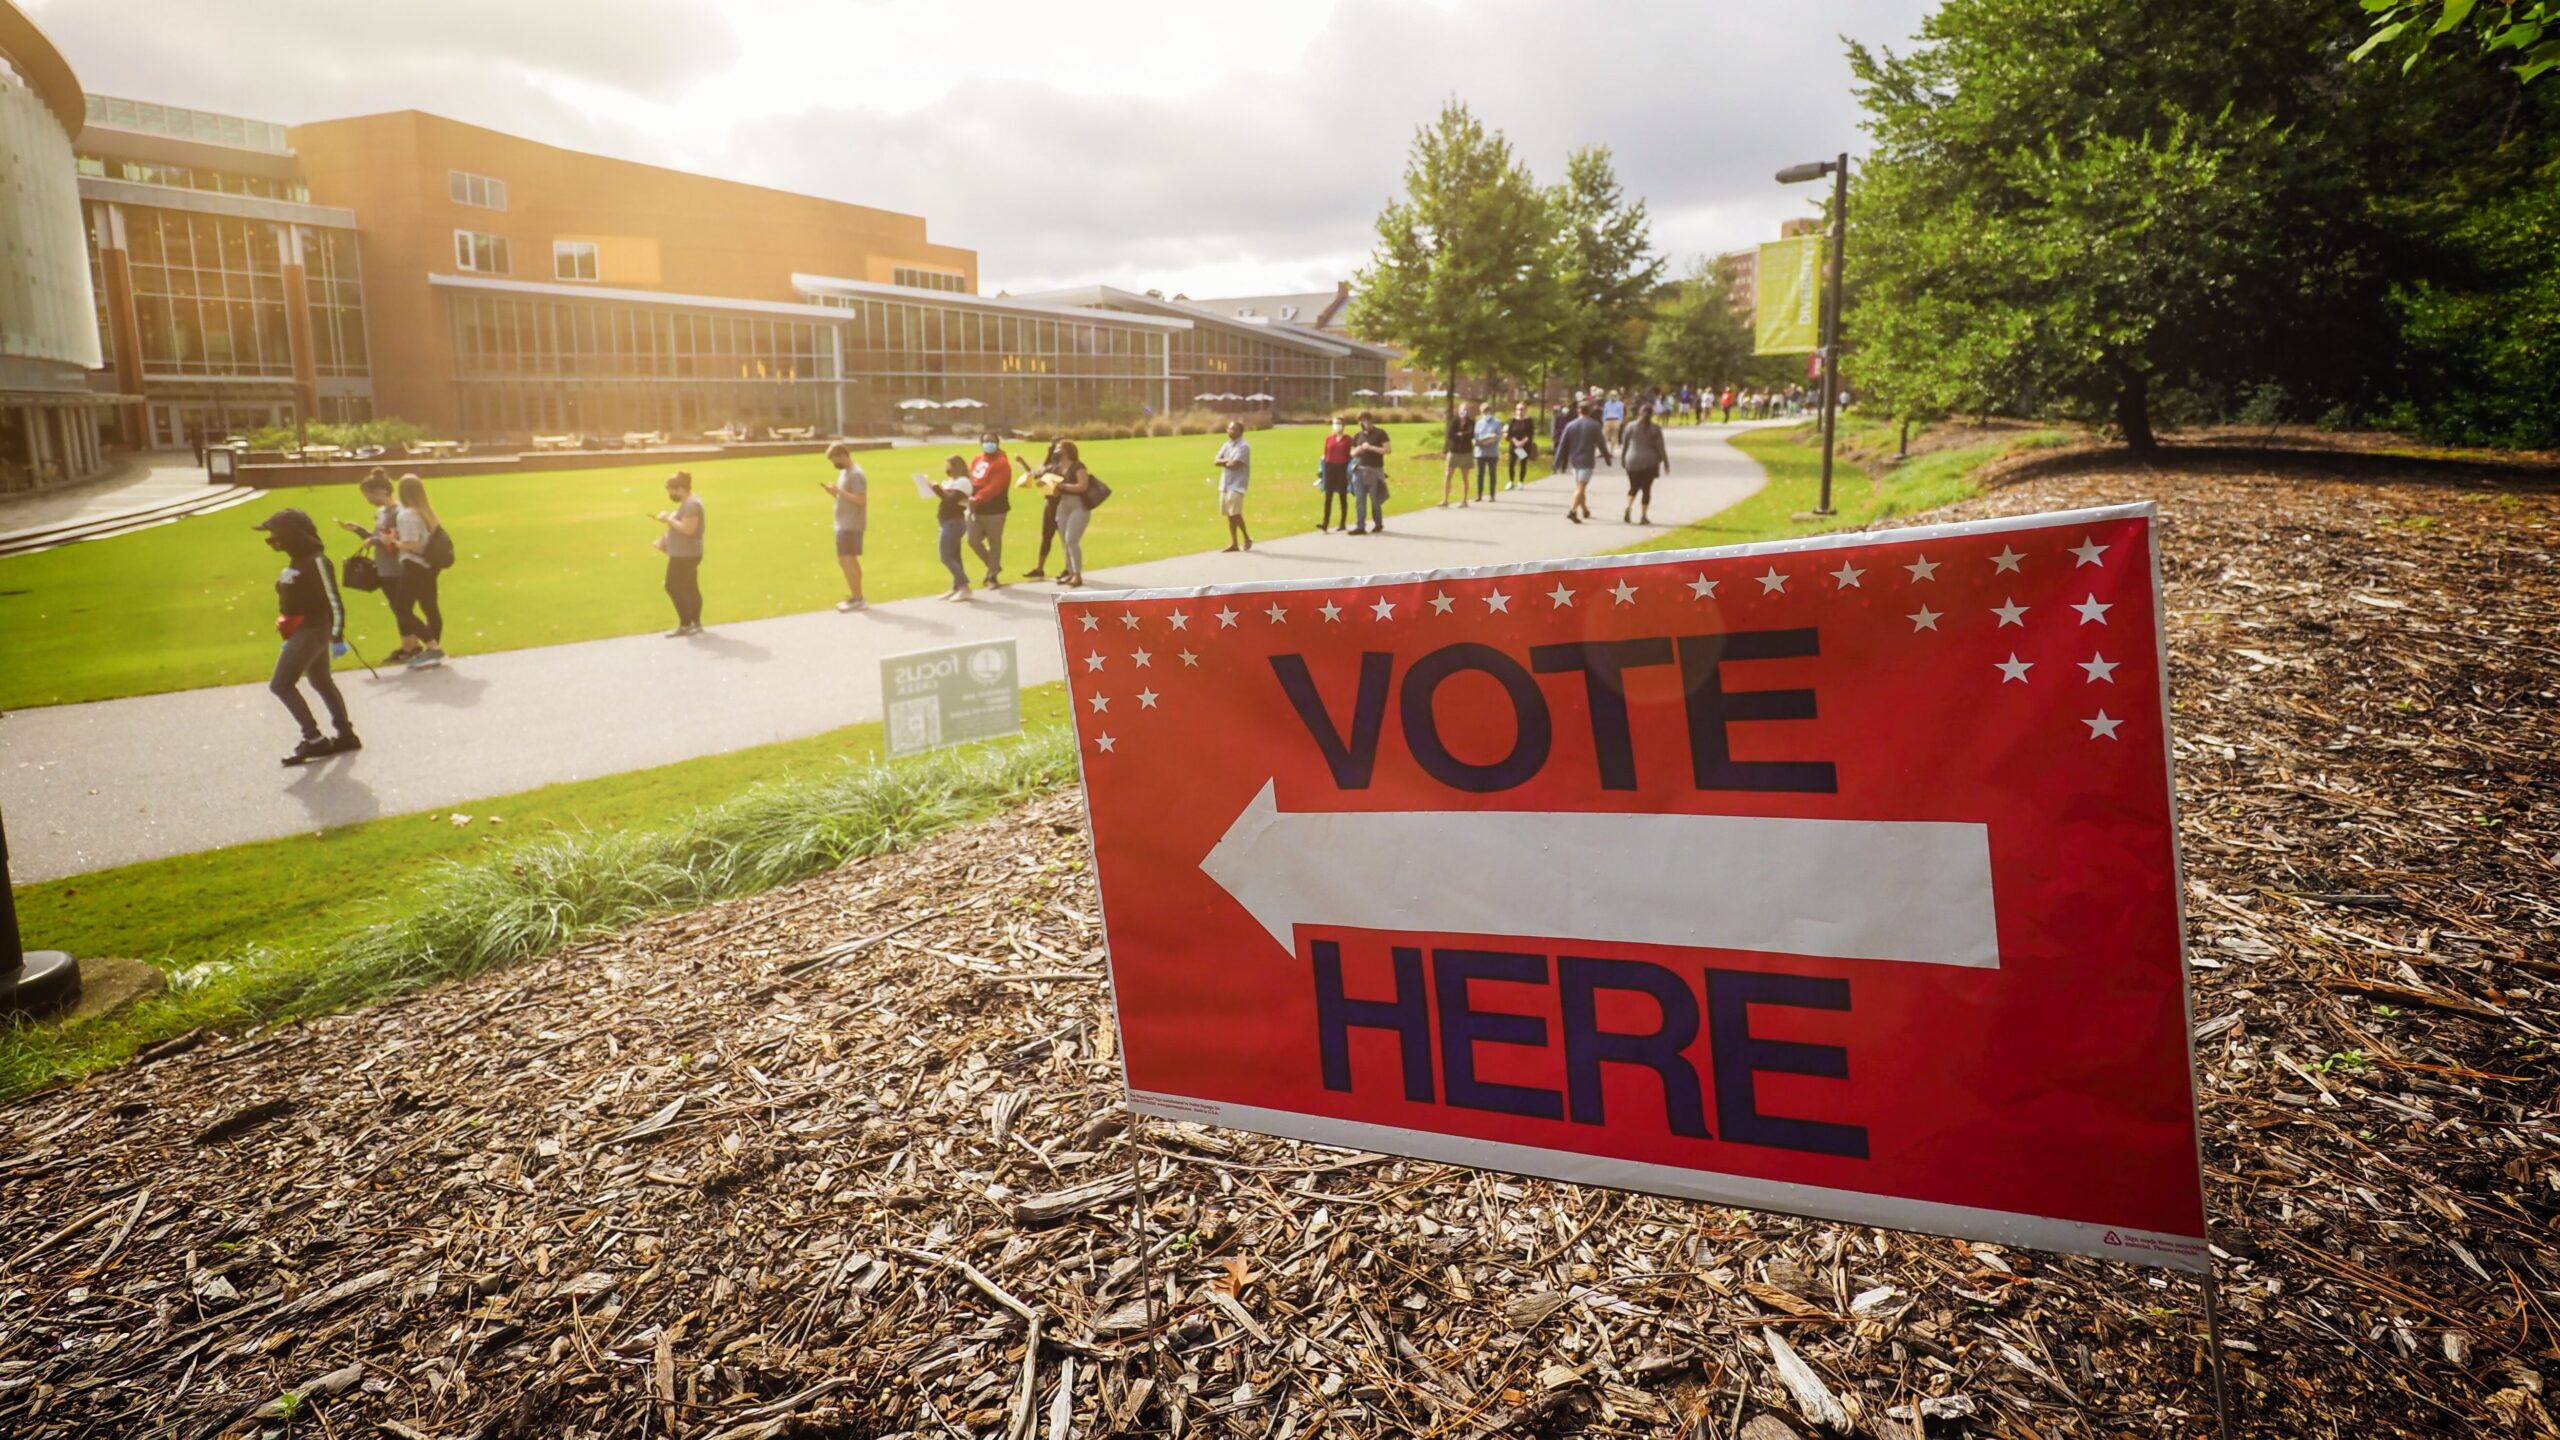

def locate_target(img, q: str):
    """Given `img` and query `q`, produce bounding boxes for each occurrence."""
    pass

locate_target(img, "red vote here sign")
[1059,503,2207,1270]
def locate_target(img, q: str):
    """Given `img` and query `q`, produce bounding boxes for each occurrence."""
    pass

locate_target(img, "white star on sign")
[1687,574,1720,599]
[2084,710,2123,740]
[1083,653,1105,672]
[1991,546,2025,574]
[2070,537,2109,568]
[1215,606,1239,628]
[2079,653,2119,683]
[1167,611,1191,630]
[1136,688,1159,709]
[1131,647,1153,668]
[1078,613,1099,631]
[1996,653,2033,683]
[1095,733,1116,753]
[1484,589,1512,613]
[1757,567,1789,594]
[1318,600,1344,622]
[1610,579,1639,606]
[1371,596,1397,620]
[1992,598,2028,627]
[1089,693,1110,712]
[1120,613,1140,630]
[1904,555,1940,582]
[1830,562,1864,588]
[1546,582,1577,608]
[1908,606,1942,632]
[1178,649,1199,667]
[1428,591,1455,615]
[1265,603,1289,624]
[2073,595,2114,625]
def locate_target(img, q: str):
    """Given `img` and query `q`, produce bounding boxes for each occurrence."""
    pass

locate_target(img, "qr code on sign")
[888,696,941,753]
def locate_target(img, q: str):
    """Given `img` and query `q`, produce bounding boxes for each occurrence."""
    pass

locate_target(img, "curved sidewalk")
[1,424,1774,880]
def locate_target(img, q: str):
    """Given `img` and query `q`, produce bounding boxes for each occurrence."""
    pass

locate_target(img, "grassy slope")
[0,424,1442,709]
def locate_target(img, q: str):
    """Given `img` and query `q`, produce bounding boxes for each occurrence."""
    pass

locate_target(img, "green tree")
[2388,156,2560,446]
[1547,147,1664,392]
[1350,104,1563,433]
[1639,256,1756,391]
[2357,0,2559,84]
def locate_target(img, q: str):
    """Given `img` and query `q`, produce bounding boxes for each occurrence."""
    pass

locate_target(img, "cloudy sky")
[34,0,1935,298]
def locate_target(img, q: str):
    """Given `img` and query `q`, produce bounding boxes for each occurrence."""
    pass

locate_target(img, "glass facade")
[302,228,367,378]
[892,266,966,293]
[446,293,839,436]
[95,204,371,382]
[812,292,1167,428]
[1167,321,1336,408]
[74,153,311,202]
[83,95,288,153]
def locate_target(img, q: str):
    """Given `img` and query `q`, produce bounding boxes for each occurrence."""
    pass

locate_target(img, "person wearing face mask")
[654,471,707,636]
[252,508,360,766]
[1317,416,1354,533]
[965,432,1012,589]
[1504,402,1537,490]
[1018,438,1068,579]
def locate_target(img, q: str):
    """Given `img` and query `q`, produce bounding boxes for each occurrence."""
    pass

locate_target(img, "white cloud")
[33,0,1929,296]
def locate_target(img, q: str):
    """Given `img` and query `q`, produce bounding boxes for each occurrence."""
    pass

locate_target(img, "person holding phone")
[336,468,407,652]
[821,442,868,612]
[654,471,706,636]
[1048,439,1095,587]
[929,454,975,600]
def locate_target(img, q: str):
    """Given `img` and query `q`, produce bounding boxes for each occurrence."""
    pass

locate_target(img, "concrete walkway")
[0,454,229,540]
[0,423,1775,880]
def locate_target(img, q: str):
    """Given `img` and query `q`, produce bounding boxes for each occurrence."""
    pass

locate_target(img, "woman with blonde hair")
[386,473,450,667]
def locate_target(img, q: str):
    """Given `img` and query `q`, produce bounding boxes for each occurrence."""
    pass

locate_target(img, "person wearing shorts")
[1553,402,1608,523]
[1441,405,1475,507]
[821,442,868,611]
[1214,421,1253,552]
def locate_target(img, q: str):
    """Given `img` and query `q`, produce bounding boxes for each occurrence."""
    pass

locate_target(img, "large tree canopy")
[1548,147,1663,391]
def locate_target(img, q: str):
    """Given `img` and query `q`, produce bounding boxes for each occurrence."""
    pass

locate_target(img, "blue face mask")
[981,442,999,454]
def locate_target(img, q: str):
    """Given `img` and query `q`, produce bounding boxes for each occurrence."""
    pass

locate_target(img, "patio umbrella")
[1386,388,1415,398]
[1219,393,1245,402]
[943,398,985,408]
[1193,393,1225,402]
[1425,389,1449,398]
[896,398,942,410]
[1243,392,1275,402]
[1351,388,1380,397]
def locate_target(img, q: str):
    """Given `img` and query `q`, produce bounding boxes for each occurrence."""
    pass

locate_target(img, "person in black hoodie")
[255,508,360,766]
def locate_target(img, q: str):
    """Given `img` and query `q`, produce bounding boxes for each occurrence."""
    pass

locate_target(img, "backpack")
[422,526,457,571]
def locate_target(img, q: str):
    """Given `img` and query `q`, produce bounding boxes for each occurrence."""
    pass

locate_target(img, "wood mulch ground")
[3,453,2554,1439]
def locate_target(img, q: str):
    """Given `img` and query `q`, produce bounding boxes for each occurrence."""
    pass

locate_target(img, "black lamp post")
[1775,154,1849,517]
[0,806,80,1018]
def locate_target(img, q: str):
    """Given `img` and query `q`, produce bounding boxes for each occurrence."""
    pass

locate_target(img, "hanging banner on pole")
[1059,504,2208,1270]
[1755,235,1822,355]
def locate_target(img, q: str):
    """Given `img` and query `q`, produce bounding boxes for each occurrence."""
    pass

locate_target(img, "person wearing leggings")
[1050,439,1095,586]
[932,453,974,600]
[253,508,359,766]
[1506,402,1537,488]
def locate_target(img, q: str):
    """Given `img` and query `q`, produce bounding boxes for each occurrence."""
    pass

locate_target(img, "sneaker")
[330,729,363,754]
[953,586,973,602]
[983,576,1003,589]
[685,623,706,636]
[281,735,334,767]
[394,648,424,666]
[664,626,689,638]
[836,598,867,612]
[410,647,445,668]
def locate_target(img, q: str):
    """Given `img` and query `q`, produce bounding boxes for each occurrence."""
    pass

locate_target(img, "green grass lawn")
[0,424,1443,710]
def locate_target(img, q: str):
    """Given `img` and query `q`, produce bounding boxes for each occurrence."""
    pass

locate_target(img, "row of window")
[892,266,967,293]
[449,169,507,211]
[84,205,369,379]
[76,154,311,202]
[451,232,601,282]
[811,294,1168,369]
[85,95,288,153]
[447,295,838,382]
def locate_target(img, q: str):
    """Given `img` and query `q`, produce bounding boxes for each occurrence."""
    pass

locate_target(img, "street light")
[1776,153,1849,516]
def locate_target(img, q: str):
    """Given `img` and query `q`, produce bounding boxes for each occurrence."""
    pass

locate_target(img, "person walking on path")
[1317,417,1354,532]
[1554,401,1609,524]
[655,470,707,636]
[1472,404,1504,501]
[1619,403,1669,525]
[1505,402,1538,490]
[1349,412,1392,534]
[1601,391,1627,461]
[1440,404,1475,507]
[1720,385,1736,423]
[1213,421,1254,552]
[1018,439,1068,579]
[387,475,449,667]
[253,508,359,766]
[965,432,1011,589]
[336,469,408,656]
[1048,440,1097,587]
[929,454,975,601]
[821,442,868,612]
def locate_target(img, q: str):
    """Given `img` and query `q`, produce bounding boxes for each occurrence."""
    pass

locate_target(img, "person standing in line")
[1505,401,1538,490]
[1601,390,1627,461]
[1619,402,1669,525]
[388,474,448,667]
[930,454,974,601]
[1018,438,1068,579]
[654,470,707,636]
[1554,401,1609,524]
[1348,411,1392,534]
[965,431,1011,589]
[1471,403,1504,501]
[1440,403,1475,507]
[1317,416,1354,532]
[1214,420,1254,551]
[253,508,360,766]
[820,441,868,612]
[1721,385,1737,423]
[1049,440,1096,587]
[337,469,409,657]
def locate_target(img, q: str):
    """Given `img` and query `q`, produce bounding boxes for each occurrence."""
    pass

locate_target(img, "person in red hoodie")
[1316,416,1355,533]
[964,432,1013,589]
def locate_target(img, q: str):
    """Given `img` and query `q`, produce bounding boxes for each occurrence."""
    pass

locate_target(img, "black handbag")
[341,552,381,592]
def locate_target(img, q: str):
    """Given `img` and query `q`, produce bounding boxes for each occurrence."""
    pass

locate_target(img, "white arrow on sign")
[1200,781,2000,969]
